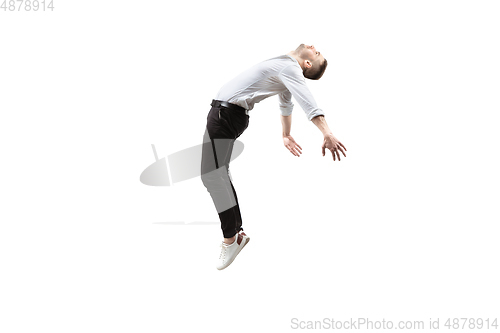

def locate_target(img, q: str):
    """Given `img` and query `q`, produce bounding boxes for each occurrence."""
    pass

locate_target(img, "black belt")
[211,99,249,115]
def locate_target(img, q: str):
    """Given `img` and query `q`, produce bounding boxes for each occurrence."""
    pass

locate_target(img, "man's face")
[296,44,325,65]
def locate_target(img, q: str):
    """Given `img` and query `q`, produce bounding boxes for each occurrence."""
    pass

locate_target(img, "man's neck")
[287,51,304,70]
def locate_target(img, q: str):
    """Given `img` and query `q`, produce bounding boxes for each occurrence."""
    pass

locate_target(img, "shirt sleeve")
[278,64,325,121]
[278,90,293,116]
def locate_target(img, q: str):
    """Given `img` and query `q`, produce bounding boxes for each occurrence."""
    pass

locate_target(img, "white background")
[1,0,499,332]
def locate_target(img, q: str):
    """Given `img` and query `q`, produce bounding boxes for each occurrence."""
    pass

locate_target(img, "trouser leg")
[201,106,248,238]
[229,180,243,233]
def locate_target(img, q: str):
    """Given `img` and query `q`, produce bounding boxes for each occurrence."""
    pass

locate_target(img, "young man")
[201,44,347,270]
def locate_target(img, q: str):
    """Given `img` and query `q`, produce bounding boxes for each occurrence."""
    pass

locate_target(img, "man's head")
[292,44,328,80]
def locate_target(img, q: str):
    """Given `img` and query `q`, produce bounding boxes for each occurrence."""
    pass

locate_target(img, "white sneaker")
[216,231,250,270]
[238,229,250,244]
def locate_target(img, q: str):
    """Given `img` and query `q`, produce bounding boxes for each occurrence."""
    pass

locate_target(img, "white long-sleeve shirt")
[215,54,325,121]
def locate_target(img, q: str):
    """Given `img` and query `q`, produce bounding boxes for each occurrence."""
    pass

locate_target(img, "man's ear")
[304,60,313,69]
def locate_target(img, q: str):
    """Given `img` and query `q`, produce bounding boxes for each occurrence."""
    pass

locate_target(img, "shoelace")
[219,243,227,260]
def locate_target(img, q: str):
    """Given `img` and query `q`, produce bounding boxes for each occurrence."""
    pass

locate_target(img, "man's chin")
[295,43,306,52]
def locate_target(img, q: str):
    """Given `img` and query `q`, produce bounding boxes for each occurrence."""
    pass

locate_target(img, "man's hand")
[283,135,302,157]
[322,134,347,161]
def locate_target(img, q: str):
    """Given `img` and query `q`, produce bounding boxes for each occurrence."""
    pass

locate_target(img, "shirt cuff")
[280,105,293,116]
[307,109,325,121]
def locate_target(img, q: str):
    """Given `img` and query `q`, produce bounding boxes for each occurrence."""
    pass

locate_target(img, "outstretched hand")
[322,134,347,161]
[283,135,302,157]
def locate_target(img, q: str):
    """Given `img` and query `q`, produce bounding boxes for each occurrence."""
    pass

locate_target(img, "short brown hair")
[303,58,328,80]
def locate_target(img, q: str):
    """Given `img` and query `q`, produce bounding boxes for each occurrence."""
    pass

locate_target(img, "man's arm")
[281,114,302,157]
[278,90,293,117]
[281,114,292,137]
[311,114,332,136]
[278,66,324,121]
[278,66,346,160]
[311,115,347,161]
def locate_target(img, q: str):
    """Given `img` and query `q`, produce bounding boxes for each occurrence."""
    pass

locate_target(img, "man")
[201,44,347,270]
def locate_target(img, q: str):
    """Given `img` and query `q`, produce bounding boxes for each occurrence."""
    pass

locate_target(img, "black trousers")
[201,101,249,238]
